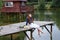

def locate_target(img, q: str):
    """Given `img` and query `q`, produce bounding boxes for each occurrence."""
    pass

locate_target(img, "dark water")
[25,10,60,40]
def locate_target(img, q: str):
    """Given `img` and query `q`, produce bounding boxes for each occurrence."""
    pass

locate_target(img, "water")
[25,10,60,40]
[32,24,60,40]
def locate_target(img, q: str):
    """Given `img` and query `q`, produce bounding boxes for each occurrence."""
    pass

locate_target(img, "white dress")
[29,23,40,29]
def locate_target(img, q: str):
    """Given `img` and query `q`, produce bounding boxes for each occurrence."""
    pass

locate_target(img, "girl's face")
[29,14,32,17]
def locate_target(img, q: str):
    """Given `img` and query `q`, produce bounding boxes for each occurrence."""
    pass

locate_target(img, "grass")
[0,32,25,40]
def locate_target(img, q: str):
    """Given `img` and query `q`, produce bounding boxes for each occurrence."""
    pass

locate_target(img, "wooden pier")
[0,21,54,40]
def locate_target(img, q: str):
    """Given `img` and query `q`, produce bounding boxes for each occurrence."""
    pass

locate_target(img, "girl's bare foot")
[38,29,43,35]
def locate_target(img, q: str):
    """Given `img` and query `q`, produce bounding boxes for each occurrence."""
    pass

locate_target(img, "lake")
[25,10,60,40]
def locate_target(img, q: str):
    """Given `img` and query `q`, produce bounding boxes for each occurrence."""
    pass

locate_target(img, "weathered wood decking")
[0,21,54,40]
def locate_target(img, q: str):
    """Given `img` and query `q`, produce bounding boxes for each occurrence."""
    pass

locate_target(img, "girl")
[26,14,43,35]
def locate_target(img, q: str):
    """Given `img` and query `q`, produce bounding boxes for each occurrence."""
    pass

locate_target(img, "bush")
[38,4,45,9]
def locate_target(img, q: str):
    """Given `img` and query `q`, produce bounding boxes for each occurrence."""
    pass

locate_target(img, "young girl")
[26,14,43,35]
[26,14,34,25]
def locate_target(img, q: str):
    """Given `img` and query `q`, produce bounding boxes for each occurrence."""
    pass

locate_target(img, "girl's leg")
[38,29,40,35]
[37,29,43,35]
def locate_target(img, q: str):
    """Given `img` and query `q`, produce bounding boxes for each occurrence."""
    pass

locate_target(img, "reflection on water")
[34,10,60,29]
[25,10,60,40]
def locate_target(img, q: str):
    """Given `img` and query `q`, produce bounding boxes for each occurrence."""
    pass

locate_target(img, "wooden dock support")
[11,34,13,40]
[10,30,33,40]
[30,30,33,40]
[24,31,30,40]
[50,24,53,40]
[44,24,53,40]
[44,25,51,34]
[23,29,34,40]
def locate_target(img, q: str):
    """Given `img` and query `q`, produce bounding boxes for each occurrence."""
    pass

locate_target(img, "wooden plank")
[0,21,54,37]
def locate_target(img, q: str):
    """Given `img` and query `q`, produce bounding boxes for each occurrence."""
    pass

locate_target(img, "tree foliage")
[0,0,3,9]
[38,0,45,9]
[28,0,38,2]
[51,0,60,8]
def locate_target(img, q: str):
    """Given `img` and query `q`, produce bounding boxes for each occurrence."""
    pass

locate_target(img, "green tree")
[27,0,38,5]
[45,0,52,2]
[38,0,45,9]
[51,0,60,8]
[28,0,38,2]
[52,10,60,30]
[0,0,3,9]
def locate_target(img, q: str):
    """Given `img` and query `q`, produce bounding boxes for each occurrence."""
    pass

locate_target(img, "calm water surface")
[25,10,60,40]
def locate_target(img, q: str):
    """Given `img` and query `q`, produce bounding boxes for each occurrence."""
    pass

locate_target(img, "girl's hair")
[27,14,32,17]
